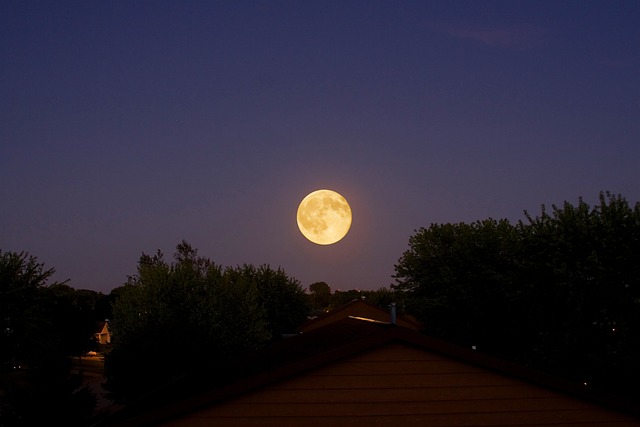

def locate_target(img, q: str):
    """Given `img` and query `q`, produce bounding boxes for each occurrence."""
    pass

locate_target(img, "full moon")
[297,189,352,245]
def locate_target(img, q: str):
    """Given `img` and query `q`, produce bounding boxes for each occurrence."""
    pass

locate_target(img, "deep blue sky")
[2,1,639,294]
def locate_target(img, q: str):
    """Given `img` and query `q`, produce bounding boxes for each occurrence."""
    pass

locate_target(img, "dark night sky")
[2,1,639,294]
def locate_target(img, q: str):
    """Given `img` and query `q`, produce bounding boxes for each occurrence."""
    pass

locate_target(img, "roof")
[96,317,640,427]
[296,298,423,332]
[95,321,110,332]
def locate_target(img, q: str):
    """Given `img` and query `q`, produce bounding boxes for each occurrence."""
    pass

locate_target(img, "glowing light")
[296,189,352,245]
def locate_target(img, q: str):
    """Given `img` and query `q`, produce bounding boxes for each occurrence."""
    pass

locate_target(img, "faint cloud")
[432,23,550,50]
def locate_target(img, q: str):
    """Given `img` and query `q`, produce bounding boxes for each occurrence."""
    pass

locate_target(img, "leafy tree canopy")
[308,281,332,313]
[0,250,97,427]
[393,191,640,403]
[104,240,309,403]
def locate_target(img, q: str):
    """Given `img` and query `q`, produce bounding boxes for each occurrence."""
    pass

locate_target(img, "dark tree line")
[103,241,310,404]
[0,243,312,424]
[0,250,110,427]
[393,191,640,403]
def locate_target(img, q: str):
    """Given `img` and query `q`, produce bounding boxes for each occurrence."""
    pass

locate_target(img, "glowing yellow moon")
[297,189,352,245]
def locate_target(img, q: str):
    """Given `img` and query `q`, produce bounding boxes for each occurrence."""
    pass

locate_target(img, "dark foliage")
[103,241,310,404]
[0,250,99,427]
[308,281,332,314]
[393,191,640,404]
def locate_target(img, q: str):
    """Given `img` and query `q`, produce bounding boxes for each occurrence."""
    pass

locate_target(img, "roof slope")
[98,318,640,427]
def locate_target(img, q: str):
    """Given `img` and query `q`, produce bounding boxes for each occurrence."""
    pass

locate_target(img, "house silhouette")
[97,314,640,427]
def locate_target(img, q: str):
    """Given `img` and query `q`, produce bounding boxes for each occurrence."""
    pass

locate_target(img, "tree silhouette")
[393,192,640,403]
[0,250,97,427]
[308,281,332,313]
[104,241,309,403]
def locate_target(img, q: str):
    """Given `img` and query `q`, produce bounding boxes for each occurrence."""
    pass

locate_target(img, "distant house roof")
[98,318,640,427]
[297,298,423,332]
[94,321,112,344]
[95,321,109,333]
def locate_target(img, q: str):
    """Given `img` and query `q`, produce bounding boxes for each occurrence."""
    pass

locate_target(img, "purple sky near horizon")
[2,1,639,294]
